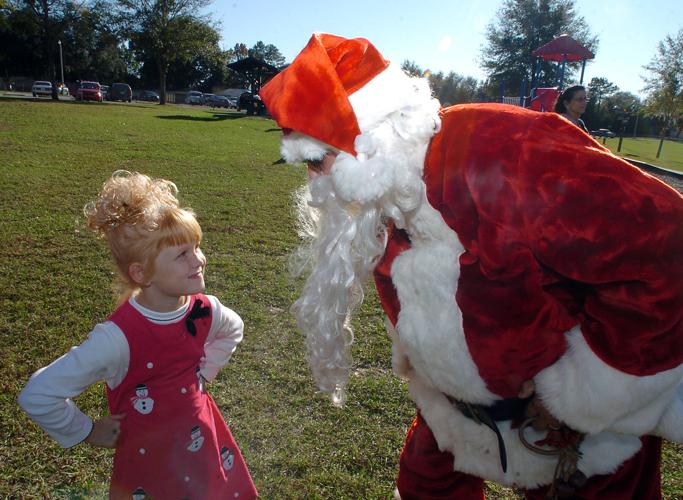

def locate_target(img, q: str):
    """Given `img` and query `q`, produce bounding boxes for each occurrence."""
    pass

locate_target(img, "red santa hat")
[259,33,390,156]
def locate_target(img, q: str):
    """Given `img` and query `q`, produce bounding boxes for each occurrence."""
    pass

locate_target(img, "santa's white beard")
[290,175,386,396]
[289,99,437,400]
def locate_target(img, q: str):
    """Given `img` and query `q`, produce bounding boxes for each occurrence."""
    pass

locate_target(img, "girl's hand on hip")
[85,413,126,448]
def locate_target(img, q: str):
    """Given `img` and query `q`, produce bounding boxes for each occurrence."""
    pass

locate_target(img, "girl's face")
[565,89,587,116]
[140,241,206,309]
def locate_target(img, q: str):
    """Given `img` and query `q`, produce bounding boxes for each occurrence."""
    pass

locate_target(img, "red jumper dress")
[106,294,258,499]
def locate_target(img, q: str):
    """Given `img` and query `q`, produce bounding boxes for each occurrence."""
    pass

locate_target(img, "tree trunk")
[159,60,167,105]
[40,0,55,80]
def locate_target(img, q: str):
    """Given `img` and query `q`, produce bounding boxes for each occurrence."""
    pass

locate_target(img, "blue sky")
[205,0,682,98]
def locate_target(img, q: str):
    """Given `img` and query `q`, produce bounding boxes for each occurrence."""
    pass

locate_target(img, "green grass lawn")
[0,98,681,499]
[598,136,683,173]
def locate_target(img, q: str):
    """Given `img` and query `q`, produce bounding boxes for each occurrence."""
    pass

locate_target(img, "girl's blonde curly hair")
[84,170,202,303]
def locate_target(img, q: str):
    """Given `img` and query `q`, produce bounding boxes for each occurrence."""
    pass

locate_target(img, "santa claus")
[260,33,683,498]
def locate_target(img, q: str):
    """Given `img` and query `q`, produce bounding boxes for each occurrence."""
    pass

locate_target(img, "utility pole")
[58,40,64,84]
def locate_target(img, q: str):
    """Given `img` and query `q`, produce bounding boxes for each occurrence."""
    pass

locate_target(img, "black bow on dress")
[185,299,210,336]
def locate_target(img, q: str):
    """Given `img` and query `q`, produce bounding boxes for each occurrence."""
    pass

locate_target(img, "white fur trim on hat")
[349,63,440,135]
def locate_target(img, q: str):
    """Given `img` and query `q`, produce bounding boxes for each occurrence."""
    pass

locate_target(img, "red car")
[75,81,103,102]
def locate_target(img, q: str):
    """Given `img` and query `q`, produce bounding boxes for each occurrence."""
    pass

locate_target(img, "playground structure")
[501,34,594,112]
[500,36,680,175]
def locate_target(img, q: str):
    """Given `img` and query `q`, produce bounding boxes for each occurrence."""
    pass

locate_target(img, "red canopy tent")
[531,34,594,87]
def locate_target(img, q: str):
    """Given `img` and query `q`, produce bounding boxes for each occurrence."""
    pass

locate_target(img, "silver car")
[32,81,52,97]
[185,91,204,105]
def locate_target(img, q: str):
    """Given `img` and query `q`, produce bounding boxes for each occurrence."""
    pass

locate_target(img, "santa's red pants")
[397,413,662,500]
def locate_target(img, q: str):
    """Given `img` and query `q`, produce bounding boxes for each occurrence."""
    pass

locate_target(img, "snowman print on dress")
[187,425,205,452]
[131,384,155,415]
[132,487,147,500]
[220,446,235,471]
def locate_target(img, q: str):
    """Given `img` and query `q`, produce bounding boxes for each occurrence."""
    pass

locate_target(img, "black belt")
[446,395,531,473]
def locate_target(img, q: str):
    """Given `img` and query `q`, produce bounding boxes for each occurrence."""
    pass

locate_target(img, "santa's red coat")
[375,103,683,398]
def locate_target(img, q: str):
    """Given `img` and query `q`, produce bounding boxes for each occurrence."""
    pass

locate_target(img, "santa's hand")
[518,379,535,398]
[85,413,126,448]
[525,395,562,431]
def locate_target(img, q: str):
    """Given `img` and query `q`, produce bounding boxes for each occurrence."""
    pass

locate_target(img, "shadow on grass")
[156,113,248,122]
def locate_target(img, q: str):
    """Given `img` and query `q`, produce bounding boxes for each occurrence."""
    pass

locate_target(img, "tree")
[7,0,71,80]
[587,77,617,110]
[60,1,128,83]
[582,76,618,128]
[481,0,597,96]
[118,0,216,104]
[1,4,44,80]
[2,0,129,84]
[223,40,285,89]
[400,60,482,105]
[24,0,62,79]
[401,59,423,78]
[428,71,480,106]
[163,18,226,91]
[642,29,683,137]
[602,91,641,133]
[248,40,285,67]
[226,42,247,63]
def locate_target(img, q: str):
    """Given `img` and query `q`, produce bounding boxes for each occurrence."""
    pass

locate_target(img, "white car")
[185,91,204,105]
[32,81,53,97]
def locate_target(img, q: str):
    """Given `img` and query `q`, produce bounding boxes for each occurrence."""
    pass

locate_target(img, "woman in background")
[555,85,589,132]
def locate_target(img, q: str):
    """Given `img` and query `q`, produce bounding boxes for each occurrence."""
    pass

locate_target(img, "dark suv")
[109,83,132,102]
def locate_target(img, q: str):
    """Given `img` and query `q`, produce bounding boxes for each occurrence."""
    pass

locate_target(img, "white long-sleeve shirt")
[18,295,244,448]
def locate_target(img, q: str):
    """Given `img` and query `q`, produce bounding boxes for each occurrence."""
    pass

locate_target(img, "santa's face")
[306,152,338,180]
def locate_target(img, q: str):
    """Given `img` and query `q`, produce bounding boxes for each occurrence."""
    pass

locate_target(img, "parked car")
[100,85,110,100]
[219,88,249,109]
[32,80,52,97]
[205,94,230,108]
[237,92,265,115]
[75,81,103,102]
[185,91,204,105]
[138,90,160,102]
[591,128,616,138]
[109,83,132,102]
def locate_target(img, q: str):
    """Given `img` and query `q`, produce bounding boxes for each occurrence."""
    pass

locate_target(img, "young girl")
[18,171,258,499]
